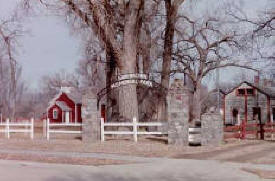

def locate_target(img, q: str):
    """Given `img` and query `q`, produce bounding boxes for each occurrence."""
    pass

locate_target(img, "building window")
[53,109,58,119]
[237,89,245,95]
[237,88,255,96]
[246,88,254,96]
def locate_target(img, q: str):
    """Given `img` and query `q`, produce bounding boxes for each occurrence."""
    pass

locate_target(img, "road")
[0,158,274,181]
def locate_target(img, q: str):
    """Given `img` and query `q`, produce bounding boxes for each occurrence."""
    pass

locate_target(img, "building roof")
[59,87,82,103]
[55,101,72,111]
[47,87,82,111]
[67,90,82,104]
[224,81,275,98]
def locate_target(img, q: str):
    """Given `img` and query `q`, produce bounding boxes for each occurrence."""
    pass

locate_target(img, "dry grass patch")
[0,152,130,166]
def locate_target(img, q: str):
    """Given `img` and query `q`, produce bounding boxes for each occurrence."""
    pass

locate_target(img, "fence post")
[24,120,27,136]
[47,118,50,140]
[133,117,138,142]
[7,118,10,139]
[238,125,241,141]
[30,118,34,139]
[272,124,274,140]
[241,120,246,139]
[43,119,46,138]
[101,118,104,142]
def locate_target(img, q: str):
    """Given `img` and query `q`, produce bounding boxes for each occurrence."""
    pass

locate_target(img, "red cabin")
[47,87,82,123]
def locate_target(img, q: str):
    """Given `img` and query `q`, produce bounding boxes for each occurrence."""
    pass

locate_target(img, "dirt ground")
[0,121,274,166]
[0,152,130,166]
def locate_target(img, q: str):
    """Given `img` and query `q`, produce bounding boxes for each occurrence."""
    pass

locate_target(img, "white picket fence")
[46,119,83,140]
[0,118,34,139]
[100,117,167,142]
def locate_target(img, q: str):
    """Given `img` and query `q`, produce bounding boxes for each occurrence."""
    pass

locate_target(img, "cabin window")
[237,88,254,96]
[53,109,58,119]
[237,89,245,95]
[247,88,254,96]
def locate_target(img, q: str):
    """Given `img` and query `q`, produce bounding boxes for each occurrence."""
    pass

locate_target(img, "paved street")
[0,158,274,181]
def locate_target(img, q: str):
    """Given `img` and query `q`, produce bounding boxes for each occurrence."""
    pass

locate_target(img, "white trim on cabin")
[75,103,77,123]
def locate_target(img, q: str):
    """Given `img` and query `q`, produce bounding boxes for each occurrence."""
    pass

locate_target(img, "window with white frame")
[53,109,58,119]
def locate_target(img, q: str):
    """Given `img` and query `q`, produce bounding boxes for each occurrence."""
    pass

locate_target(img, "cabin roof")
[224,81,275,98]
[47,88,82,111]
[55,101,72,111]
[66,91,82,104]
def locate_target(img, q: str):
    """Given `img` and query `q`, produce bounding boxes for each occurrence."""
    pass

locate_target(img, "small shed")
[47,87,82,123]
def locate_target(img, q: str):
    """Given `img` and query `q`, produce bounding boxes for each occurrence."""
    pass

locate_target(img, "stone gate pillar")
[201,113,223,146]
[82,88,100,143]
[167,80,189,145]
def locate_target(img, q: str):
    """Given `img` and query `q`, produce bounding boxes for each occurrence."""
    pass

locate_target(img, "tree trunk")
[158,1,178,122]
[192,83,202,122]
[118,1,143,121]
[142,23,151,74]
[63,0,143,122]
[9,57,16,120]
[118,55,138,121]
[161,1,177,90]
[105,45,117,122]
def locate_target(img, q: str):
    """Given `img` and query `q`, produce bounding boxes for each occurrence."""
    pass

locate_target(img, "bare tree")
[172,15,257,121]
[0,10,24,119]
[40,70,80,99]
[23,0,146,121]
[153,0,186,122]
[228,5,274,64]
[20,0,268,124]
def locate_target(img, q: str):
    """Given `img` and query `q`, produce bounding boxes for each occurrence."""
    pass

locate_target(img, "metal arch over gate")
[96,73,163,109]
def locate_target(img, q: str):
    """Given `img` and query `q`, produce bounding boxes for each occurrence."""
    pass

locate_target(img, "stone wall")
[201,113,223,146]
[167,80,190,145]
[81,88,100,143]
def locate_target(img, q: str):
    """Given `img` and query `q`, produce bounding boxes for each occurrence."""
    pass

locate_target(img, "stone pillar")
[82,88,100,143]
[167,80,189,145]
[201,113,223,146]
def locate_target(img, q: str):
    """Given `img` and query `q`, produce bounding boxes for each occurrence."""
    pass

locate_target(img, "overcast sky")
[0,0,272,90]
[0,0,82,90]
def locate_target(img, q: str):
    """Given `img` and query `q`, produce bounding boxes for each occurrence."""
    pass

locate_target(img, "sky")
[0,0,272,90]
[19,15,82,89]
[0,0,82,90]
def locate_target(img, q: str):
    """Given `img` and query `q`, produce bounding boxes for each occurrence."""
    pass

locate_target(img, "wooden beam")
[267,96,271,123]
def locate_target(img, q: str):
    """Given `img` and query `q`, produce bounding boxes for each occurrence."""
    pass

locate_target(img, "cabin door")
[65,112,70,124]
[253,107,261,123]
[253,107,263,139]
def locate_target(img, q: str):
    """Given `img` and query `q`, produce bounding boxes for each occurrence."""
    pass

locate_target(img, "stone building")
[223,81,275,125]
